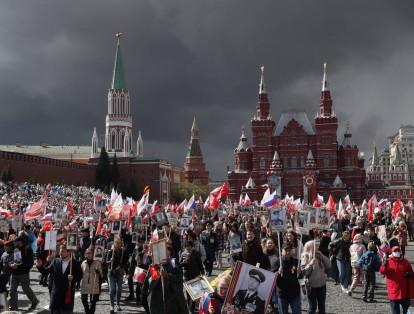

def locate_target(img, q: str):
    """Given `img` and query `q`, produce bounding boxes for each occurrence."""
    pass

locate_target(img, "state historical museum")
[228,64,366,203]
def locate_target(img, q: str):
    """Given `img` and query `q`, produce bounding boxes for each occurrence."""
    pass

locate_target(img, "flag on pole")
[326,195,336,216]
[368,194,378,222]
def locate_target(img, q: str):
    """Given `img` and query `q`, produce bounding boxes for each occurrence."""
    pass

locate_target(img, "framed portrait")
[317,207,330,228]
[269,207,286,233]
[229,235,242,254]
[308,207,318,228]
[296,211,310,234]
[93,245,104,261]
[180,215,190,229]
[150,239,167,265]
[131,232,137,244]
[155,211,169,227]
[45,230,58,251]
[183,276,214,301]
[111,220,121,234]
[67,233,78,250]
[166,212,179,228]
[223,261,277,314]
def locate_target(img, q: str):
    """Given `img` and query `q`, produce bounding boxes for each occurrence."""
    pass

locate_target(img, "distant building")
[228,64,366,203]
[183,117,209,185]
[366,125,414,201]
[0,34,184,203]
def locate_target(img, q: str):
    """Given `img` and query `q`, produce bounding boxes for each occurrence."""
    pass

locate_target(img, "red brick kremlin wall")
[0,150,95,186]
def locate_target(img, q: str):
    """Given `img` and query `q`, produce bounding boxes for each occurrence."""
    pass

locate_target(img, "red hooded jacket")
[380,255,413,300]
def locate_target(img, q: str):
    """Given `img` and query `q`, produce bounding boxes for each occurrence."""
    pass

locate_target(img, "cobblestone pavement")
[9,243,414,313]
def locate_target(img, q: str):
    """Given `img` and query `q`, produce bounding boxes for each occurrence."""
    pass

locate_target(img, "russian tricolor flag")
[186,194,197,212]
[261,189,278,207]
[40,213,53,223]
[199,292,211,314]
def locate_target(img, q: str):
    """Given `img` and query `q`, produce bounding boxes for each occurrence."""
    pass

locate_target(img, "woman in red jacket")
[379,246,413,314]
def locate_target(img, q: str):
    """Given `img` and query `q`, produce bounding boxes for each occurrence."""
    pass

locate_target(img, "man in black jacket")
[180,240,204,312]
[45,243,82,314]
[9,234,39,311]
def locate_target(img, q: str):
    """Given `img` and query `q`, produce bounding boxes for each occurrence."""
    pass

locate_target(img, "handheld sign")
[45,230,58,251]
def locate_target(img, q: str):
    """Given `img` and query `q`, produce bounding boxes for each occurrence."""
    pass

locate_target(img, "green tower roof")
[111,36,127,89]
[187,116,202,157]
[187,138,203,157]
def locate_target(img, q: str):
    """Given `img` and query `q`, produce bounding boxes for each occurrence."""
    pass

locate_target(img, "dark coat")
[45,257,82,312]
[11,245,34,275]
[180,249,204,281]
[141,261,188,314]
[329,238,351,261]
[275,257,300,300]
[169,231,181,260]
[242,240,270,270]
[201,231,217,261]
[232,289,265,314]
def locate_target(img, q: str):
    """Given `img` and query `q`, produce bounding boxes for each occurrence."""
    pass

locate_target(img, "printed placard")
[223,261,277,314]
[150,239,167,265]
[93,245,104,261]
[66,233,78,250]
[269,207,286,233]
[45,230,57,251]
[296,211,311,234]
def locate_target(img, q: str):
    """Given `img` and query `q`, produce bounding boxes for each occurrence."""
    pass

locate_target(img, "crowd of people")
[0,181,413,314]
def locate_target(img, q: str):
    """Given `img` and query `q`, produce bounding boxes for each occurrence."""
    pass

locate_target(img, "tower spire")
[322,62,328,92]
[191,116,199,139]
[371,141,379,166]
[259,65,266,94]
[111,32,127,89]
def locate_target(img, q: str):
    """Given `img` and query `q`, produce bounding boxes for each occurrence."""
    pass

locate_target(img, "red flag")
[326,195,336,216]
[66,199,75,219]
[24,194,48,222]
[217,181,229,199]
[392,198,402,219]
[96,214,103,235]
[368,194,378,222]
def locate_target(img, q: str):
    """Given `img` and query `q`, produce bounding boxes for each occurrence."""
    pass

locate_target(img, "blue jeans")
[390,299,410,314]
[308,285,326,314]
[277,294,301,314]
[336,259,350,288]
[108,272,123,307]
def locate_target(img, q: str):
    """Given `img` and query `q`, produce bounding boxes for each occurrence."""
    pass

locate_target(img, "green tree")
[1,167,12,183]
[111,153,120,190]
[95,147,111,192]
[171,182,210,203]
[126,178,139,199]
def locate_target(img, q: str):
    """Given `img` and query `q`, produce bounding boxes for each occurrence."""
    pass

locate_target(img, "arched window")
[111,132,116,150]
[291,156,297,169]
[323,155,330,168]
[260,157,265,169]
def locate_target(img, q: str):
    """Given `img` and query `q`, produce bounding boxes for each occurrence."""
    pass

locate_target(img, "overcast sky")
[1,1,414,180]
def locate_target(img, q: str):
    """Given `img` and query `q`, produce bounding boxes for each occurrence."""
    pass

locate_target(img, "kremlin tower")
[184,117,209,185]
[91,33,143,158]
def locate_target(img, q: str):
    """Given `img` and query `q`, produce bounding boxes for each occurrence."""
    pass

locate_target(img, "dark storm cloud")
[1,1,414,180]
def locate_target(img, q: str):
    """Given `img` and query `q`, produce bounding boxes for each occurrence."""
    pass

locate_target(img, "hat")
[391,246,401,252]
[249,269,265,283]
[353,234,364,243]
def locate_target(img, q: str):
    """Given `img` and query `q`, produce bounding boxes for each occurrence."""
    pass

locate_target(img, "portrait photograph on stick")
[269,206,286,233]
[296,210,310,234]
[111,220,121,234]
[66,232,77,250]
[223,261,276,314]
[93,245,104,261]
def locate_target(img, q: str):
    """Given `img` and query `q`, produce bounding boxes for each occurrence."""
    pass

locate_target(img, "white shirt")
[62,260,69,274]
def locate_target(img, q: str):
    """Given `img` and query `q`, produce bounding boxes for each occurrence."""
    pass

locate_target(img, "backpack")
[363,253,375,271]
